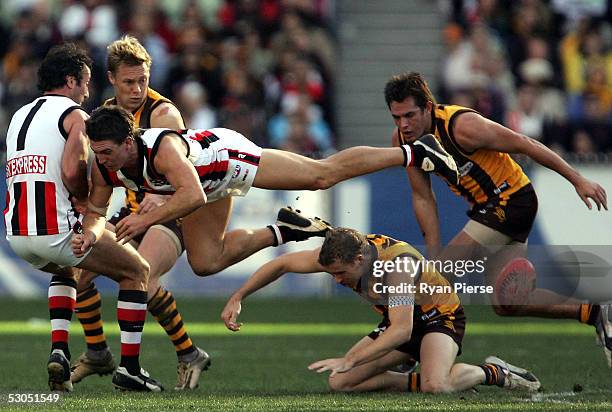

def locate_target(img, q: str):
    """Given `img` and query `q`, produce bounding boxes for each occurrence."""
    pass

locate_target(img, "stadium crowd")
[439,0,612,161]
[0,0,337,159]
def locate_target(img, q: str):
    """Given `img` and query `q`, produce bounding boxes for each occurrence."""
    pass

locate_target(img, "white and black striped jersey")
[96,128,261,201]
[4,95,84,236]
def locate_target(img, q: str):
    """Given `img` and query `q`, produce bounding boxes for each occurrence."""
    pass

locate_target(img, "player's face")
[324,258,364,289]
[71,66,91,105]
[90,138,132,171]
[389,97,431,142]
[108,63,150,112]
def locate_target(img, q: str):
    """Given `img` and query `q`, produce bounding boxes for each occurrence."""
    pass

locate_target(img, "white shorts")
[6,231,92,269]
[205,128,262,203]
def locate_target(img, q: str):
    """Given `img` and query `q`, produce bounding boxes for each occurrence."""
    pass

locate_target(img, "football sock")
[400,144,414,167]
[117,289,147,375]
[267,224,282,246]
[148,286,197,361]
[49,276,76,360]
[75,283,109,353]
[480,363,506,387]
[579,304,601,326]
[407,372,421,392]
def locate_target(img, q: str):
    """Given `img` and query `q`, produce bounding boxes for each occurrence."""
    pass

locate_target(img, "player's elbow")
[186,189,207,210]
[62,169,87,197]
[389,325,412,345]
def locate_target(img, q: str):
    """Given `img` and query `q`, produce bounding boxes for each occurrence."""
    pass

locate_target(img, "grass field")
[0,297,610,411]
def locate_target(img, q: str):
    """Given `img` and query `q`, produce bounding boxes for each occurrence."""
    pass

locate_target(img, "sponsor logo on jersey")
[6,155,47,177]
[232,164,241,179]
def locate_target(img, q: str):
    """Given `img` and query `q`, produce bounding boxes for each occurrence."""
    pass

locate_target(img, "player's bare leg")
[420,333,540,392]
[182,198,327,277]
[76,230,163,391]
[419,332,476,393]
[253,148,406,190]
[182,197,274,277]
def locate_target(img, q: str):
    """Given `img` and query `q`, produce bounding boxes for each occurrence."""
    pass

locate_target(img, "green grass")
[0,297,609,411]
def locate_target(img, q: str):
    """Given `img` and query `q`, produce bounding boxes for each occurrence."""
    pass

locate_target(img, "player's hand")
[308,357,354,377]
[115,214,149,244]
[221,297,243,332]
[574,177,608,211]
[138,193,168,215]
[71,231,96,257]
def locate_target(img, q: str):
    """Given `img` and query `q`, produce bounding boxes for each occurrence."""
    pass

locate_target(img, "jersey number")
[16,99,46,150]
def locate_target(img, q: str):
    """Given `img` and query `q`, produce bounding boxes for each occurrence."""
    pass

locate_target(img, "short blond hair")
[107,35,152,73]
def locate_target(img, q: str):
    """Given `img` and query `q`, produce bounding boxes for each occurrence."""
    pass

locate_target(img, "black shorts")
[108,207,185,252]
[367,307,466,361]
[467,184,538,243]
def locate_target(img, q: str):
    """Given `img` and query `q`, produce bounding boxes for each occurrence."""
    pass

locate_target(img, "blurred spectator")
[58,0,118,49]
[268,92,333,156]
[506,84,544,140]
[175,80,217,129]
[127,6,170,90]
[519,57,567,122]
[165,23,224,107]
[446,1,612,161]
[571,129,598,160]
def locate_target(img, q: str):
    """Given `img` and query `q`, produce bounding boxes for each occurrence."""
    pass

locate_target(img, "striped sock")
[579,304,601,326]
[148,287,196,360]
[49,276,76,360]
[407,372,420,392]
[75,284,108,352]
[481,363,506,387]
[117,290,147,374]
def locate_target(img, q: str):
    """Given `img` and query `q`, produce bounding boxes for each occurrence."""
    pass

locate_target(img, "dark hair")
[318,227,368,266]
[85,105,136,144]
[384,72,437,109]
[37,43,92,92]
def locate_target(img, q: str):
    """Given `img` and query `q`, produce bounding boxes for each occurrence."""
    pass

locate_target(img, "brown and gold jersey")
[103,88,180,213]
[398,104,530,205]
[361,234,461,322]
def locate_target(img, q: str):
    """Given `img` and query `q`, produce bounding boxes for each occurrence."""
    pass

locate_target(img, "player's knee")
[420,380,453,394]
[124,258,150,282]
[188,258,220,277]
[328,375,355,392]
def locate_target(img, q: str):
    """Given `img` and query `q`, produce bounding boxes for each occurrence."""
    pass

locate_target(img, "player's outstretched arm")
[222,249,324,331]
[115,133,206,243]
[454,112,608,211]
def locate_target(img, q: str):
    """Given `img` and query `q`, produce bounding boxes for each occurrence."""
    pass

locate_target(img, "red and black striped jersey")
[96,128,258,202]
[104,88,183,213]
[4,95,84,236]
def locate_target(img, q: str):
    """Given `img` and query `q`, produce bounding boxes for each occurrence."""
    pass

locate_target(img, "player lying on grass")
[73,105,459,280]
[222,227,541,393]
